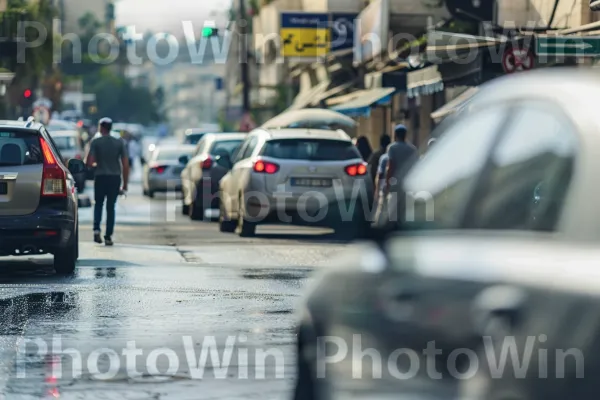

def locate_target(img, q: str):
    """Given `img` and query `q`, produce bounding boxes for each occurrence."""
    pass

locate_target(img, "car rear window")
[183,134,204,145]
[0,130,43,166]
[210,140,242,156]
[52,136,77,150]
[261,139,360,161]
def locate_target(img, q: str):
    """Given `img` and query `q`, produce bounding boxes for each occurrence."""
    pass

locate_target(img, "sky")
[115,0,232,36]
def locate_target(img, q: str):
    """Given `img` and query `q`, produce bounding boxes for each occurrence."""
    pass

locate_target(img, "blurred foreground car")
[180,133,246,219]
[143,144,195,197]
[219,128,373,237]
[295,68,600,400]
[0,119,83,274]
[48,130,86,191]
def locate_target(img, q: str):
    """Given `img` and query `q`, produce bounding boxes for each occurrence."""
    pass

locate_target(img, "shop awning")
[431,86,479,122]
[308,81,355,107]
[407,65,444,98]
[329,87,396,117]
[287,81,331,111]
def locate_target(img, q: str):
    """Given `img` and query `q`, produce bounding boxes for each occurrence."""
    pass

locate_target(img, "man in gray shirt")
[384,124,418,228]
[86,117,130,245]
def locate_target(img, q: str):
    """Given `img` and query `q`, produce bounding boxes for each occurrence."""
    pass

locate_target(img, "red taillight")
[200,157,212,169]
[74,154,82,160]
[253,160,279,174]
[345,163,368,176]
[40,137,66,197]
[153,166,166,174]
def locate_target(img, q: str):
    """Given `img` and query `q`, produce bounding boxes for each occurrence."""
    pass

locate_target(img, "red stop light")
[23,89,31,98]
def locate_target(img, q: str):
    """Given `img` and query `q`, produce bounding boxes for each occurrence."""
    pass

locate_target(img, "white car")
[218,128,374,238]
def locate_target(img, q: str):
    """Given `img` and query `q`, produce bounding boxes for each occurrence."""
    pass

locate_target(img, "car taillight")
[200,157,212,169]
[74,154,82,159]
[153,166,166,174]
[345,163,367,176]
[253,160,279,174]
[39,137,66,197]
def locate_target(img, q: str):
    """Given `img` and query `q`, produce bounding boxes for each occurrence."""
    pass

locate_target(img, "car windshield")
[156,148,193,161]
[210,140,242,156]
[261,139,360,161]
[0,130,43,166]
[52,136,77,150]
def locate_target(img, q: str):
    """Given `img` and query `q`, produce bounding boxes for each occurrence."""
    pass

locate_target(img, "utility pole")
[238,0,250,111]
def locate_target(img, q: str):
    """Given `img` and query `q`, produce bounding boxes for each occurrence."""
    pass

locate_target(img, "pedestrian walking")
[355,136,372,161]
[127,133,141,171]
[377,124,418,230]
[367,134,391,183]
[86,117,130,246]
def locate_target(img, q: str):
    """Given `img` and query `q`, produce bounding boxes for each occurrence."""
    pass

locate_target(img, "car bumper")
[148,178,182,191]
[0,210,75,255]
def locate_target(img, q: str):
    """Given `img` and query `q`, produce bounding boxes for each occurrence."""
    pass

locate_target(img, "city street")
[0,166,348,399]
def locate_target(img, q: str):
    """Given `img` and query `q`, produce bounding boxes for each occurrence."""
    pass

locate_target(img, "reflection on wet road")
[0,175,348,399]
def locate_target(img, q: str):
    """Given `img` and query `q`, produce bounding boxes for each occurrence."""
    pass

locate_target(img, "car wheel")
[219,197,236,232]
[54,230,77,275]
[190,183,208,220]
[237,194,256,237]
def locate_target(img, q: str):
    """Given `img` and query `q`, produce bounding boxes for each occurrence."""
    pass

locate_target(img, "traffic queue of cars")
[292,68,600,400]
[145,125,375,238]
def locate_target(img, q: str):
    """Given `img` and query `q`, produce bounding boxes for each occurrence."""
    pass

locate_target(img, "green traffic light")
[202,27,214,37]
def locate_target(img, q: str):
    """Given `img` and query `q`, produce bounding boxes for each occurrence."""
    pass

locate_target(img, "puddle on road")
[0,292,77,335]
[241,268,312,281]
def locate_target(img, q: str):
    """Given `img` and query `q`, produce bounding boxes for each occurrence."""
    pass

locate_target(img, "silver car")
[218,128,374,237]
[181,133,247,219]
[143,145,195,197]
[48,130,86,191]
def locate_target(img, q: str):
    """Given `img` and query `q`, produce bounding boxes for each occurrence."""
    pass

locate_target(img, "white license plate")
[291,178,332,187]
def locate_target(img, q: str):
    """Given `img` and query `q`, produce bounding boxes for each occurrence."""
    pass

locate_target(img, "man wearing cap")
[86,117,130,245]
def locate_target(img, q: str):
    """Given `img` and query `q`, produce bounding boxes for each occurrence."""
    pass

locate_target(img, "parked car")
[294,68,600,400]
[0,119,83,274]
[218,128,373,237]
[180,133,246,219]
[142,145,195,197]
[45,119,78,132]
[182,125,223,145]
[48,130,86,191]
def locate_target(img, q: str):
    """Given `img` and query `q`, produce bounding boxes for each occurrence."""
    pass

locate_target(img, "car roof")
[202,133,247,141]
[49,130,78,137]
[155,144,195,151]
[256,128,351,141]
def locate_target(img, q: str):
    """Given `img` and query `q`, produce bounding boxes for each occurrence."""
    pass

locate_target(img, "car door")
[227,135,259,216]
[220,138,248,214]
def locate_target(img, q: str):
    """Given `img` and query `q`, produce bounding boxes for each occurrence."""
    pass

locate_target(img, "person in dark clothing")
[367,134,391,183]
[86,117,130,246]
[355,136,372,161]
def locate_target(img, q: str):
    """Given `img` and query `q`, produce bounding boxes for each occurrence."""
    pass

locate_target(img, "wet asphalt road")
[0,167,348,399]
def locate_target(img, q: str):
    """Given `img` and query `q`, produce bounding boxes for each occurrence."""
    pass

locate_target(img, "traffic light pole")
[238,0,250,112]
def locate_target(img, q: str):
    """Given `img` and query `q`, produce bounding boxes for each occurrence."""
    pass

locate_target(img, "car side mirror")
[215,154,232,169]
[178,155,189,165]
[67,158,85,174]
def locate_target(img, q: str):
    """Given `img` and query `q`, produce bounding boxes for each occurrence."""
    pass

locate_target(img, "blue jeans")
[93,175,121,237]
